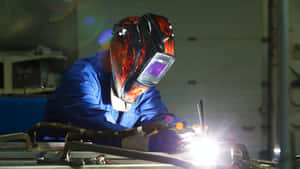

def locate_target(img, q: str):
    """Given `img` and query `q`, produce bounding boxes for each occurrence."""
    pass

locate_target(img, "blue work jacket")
[43,51,178,148]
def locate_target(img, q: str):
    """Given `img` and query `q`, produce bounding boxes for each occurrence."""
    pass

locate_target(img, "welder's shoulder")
[143,87,161,96]
[138,87,162,102]
[63,56,98,81]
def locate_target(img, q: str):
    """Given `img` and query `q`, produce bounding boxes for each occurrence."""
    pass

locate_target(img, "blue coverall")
[43,51,180,152]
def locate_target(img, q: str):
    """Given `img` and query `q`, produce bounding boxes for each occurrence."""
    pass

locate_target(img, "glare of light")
[180,132,195,142]
[118,28,127,36]
[230,147,234,158]
[186,137,220,166]
[274,147,281,154]
[98,29,113,44]
[192,126,202,134]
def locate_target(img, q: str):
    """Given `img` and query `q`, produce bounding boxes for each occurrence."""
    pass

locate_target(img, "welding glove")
[148,128,181,154]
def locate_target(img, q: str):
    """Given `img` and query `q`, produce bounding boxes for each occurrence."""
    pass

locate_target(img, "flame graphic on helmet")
[110,14,174,103]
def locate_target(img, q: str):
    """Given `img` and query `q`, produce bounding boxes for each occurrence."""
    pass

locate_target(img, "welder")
[42,13,182,153]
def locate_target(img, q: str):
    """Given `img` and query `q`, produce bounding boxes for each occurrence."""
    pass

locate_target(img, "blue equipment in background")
[0,98,47,134]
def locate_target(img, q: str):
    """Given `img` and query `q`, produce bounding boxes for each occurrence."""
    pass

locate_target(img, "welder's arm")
[61,70,126,132]
[137,87,181,125]
[134,87,182,153]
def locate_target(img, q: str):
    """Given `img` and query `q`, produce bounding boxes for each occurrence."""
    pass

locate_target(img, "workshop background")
[0,0,299,159]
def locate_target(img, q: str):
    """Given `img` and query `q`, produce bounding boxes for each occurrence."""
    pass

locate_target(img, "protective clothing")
[43,51,180,149]
[110,14,175,103]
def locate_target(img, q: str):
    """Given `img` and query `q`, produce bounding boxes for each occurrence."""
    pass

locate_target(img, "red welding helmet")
[110,13,175,103]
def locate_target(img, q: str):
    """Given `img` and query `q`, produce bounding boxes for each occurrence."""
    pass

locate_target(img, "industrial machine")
[0,46,66,95]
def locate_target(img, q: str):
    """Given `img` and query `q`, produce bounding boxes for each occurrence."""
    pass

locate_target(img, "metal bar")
[197,100,206,134]
[0,132,32,150]
[267,0,275,160]
[278,0,291,168]
[199,100,205,130]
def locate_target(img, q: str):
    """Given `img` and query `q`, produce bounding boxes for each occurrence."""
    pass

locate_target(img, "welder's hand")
[121,122,168,151]
[148,128,182,154]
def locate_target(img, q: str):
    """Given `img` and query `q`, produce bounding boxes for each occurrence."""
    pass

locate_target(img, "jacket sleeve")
[137,87,181,125]
[60,65,126,132]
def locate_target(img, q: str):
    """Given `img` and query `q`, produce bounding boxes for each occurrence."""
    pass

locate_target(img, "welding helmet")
[110,13,175,103]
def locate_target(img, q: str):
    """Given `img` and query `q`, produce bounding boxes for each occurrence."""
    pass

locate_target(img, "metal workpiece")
[0,138,290,169]
[62,141,197,169]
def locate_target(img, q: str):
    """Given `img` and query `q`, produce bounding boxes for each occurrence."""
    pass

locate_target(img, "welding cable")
[63,141,198,169]
[28,122,86,144]
[27,122,169,144]
[67,122,170,143]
